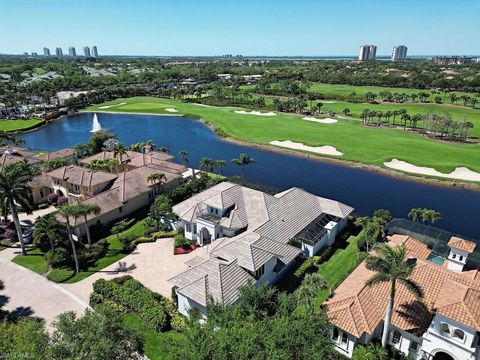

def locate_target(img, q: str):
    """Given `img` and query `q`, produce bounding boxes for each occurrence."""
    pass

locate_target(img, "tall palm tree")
[215,159,227,176]
[75,203,101,246]
[143,139,156,152]
[231,153,256,180]
[33,214,66,252]
[365,244,423,347]
[147,172,167,192]
[0,165,33,256]
[408,208,423,223]
[199,157,215,173]
[57,204,82,274]
[295,272,327,315]
[420,209,441,237]
[354,216,383,253]
[112,142,127,164]
[178,150,189,167]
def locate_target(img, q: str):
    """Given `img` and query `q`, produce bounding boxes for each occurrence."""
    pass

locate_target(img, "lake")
[20,112,480,239]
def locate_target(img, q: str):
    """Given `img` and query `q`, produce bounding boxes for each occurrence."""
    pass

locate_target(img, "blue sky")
[1,0,479,56]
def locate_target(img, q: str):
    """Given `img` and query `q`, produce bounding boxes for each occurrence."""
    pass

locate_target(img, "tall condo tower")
[55,47,63,57]
[43,47,50,56]
[68,46,76,56]
[92,46,98,58]
[367,45,377,60]
[83,46,91,57]
[359,45,376,61]
[391,45,408,61]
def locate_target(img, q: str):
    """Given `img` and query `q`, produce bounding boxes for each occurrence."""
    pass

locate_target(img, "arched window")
[453,329,465,341]
[440,323,451,335]
[459,255,464,261]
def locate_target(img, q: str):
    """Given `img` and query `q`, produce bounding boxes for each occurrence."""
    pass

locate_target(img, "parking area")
[63,237,208,302]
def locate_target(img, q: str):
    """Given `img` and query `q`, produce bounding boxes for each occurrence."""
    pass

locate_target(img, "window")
[440,323,451,335]
[40,189,44,198]
[193,224,197,233]
[453,329,465,341]
[332,328,339,341]
[391,330,401,345]
[459,255,464,261]
[119,206,123,213]
[186,223,192,233]
[452,253,456,259]
[255,265,265,279]
[409,341,419,352]
[341,332,348,345]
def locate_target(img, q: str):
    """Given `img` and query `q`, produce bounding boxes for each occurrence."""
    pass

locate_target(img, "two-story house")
[325,234,480,360]
[169,182,354,318]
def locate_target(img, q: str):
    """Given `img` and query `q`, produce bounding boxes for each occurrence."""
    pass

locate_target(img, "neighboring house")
[0,146,43,171]
[325,234,480,360]
[169,182,353,318]
[80,149,175,170]
[29,174,54,204]
[36,148,75,163]
[70,165,184,237]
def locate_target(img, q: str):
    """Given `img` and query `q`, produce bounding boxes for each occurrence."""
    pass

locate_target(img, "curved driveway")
[0,254,89,327]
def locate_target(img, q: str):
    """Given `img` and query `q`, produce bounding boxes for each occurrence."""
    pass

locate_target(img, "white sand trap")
[269,140,343,156]
[303,117,337,124]
[98,102,127,109]
[384,159,480,182]
[193,103,213,107]
[165,108,179,112]
[234,110,276,116]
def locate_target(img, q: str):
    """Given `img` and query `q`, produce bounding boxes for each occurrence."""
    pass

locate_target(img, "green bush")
[47,267,74,282]
[44,248,69,267]
[92,278,168,331]
[134,230,176,245]
[174,234,190,249]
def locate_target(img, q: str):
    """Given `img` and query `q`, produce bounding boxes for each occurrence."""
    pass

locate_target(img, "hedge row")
[90,276,187,332]
[91,277,168,331]
[134,230,176,245]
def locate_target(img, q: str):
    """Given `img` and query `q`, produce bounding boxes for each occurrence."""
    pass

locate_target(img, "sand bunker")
[384,159,480,182]
[302,117,338,124]
[269,140,343,156]
[165,108,179,112]
[193,103,213,107]
[234,110,276,116]
[98,102,127,109]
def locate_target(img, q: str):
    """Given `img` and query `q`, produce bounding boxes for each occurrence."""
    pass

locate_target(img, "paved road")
[0,256,89,327]
[64,238,207,302]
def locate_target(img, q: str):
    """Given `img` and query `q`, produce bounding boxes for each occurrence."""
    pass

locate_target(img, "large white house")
[169,182,354,318]
[325,234,480,360]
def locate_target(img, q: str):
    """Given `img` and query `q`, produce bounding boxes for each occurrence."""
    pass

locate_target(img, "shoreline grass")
[85,97,480,177]
[0,119,43,132]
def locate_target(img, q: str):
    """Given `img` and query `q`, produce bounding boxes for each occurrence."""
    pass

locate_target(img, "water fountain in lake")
[90,113,102,132]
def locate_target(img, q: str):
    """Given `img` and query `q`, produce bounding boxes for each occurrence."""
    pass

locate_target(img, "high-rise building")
[83,46,91,57]
[69,46,77,57]
[92,46,98,58]
[43,47,50,56]
[55,47,63,57]
[391,45,408,61]
[367,45,377,61]
[23,52,29,56]
[359,45,377,61]
[31,52,38,56]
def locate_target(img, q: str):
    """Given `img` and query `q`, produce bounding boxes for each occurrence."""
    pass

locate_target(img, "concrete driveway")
[0,256,89,327]
[63,238,208,303]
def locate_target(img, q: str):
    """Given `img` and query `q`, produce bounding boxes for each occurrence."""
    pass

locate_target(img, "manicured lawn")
[315,233,362,303]
[86,97,480,176]
[123,313,187,360]
[12,247,48,275]
[308,83,477,103]
[0,119,43,132]
[12,219,146,283]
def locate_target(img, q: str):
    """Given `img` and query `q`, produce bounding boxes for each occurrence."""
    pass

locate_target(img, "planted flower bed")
[173,234,197,255]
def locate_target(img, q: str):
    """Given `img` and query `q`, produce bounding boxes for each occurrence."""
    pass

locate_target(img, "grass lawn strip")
[0,119,43,132]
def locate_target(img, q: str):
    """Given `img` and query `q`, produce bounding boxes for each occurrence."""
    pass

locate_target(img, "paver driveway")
[63,238,208,303]
[0,256,89,327]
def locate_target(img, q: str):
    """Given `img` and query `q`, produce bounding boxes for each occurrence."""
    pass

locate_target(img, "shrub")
[57,196,67,206]
[47,267,74,282]
[120,235,137,253]
[44,248,69,267]
[47,193,58,205]
[174,234,190,249]
[91,278,168,331]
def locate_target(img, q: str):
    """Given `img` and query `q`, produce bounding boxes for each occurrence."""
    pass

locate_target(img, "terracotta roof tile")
[448,236,476,253]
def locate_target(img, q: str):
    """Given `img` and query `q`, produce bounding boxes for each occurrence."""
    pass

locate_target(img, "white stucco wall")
[176,292,208,319]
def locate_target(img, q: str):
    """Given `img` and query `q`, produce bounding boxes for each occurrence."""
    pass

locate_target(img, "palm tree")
[143,139,156,152]
[352,344,388,360]
[295,272,327,314]
[199,157,215,172]
[420,209,441,237]
[75,203,101,246]
[33,214,66,252]
[147,172,167,192]
[57,204,82,274]
[0,165,33,256]
[158,146,169,153]
[231,153,256,180]
[408,208,423,223]
[354,216,383,253]
[365,244,423,348]
[215,159,227,176]
[178,150,189,167]
[113,142,127,164]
